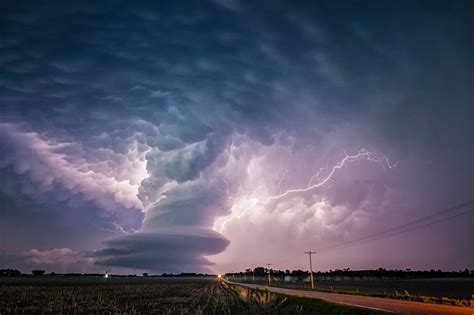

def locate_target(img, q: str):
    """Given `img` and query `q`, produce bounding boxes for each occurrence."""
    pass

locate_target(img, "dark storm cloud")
[1,0,472,272]
[92,229,229,272]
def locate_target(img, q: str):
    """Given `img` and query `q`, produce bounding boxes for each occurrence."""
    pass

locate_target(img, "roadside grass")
[228,283,388,314]
[307,288,473,307]
[230,280,473,307]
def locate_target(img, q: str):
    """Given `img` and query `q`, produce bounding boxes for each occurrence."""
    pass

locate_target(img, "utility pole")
[305,251,316,289]
[265,263,272,284]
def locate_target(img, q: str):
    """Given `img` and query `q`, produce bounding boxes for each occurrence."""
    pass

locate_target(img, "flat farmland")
[0,276,385,314]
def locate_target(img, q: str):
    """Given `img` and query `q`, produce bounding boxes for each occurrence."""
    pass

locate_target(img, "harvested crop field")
[0,276,384,314]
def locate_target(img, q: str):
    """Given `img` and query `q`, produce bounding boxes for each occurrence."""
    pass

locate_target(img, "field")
[0,276,385,314]
[230,278,474,307]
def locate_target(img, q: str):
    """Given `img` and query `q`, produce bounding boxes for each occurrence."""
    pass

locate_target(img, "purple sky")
[0,0,473,274]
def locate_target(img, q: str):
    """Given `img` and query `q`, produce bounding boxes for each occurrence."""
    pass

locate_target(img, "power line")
[316,199,474,251]
[335,207,474,250]
[316,199,474,252]
[320,207,474,252]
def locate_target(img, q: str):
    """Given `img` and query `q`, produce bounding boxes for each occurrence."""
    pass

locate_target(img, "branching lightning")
[307,167,323,187]
[213,149,398,233]
[97,221,138,234]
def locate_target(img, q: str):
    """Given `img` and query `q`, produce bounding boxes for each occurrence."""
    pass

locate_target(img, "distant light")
[217,274,222,279]
[104,272,109,278]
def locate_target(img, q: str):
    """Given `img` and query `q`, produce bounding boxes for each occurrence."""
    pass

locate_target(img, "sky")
[0,0,473,274]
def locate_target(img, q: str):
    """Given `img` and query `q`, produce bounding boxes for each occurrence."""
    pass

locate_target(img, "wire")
[332,207,474,251]
[315,199,474,252]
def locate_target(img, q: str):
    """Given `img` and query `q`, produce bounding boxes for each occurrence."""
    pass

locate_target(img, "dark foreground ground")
[0,276,386,314]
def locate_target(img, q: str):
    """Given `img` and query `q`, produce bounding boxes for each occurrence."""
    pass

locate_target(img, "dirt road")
[227,281,474,315]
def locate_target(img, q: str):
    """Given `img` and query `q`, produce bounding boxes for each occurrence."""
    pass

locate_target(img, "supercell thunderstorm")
[1,1,472,273]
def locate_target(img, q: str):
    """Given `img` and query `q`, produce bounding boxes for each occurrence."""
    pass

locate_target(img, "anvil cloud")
[0,1,472,273]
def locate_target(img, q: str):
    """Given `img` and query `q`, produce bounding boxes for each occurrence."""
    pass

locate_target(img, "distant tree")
[32,270,45,276]
[50,272,56,276]
[143,272,149,277]
[253,267,266,277]
[0,269,21,276]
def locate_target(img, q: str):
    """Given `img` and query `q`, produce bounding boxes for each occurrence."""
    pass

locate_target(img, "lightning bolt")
[307,167,323,187]
[277,169,288,194]
[213,149,398,233]
[97,221,138,234]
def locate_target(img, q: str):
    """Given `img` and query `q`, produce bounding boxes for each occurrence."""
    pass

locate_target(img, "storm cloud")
[0,1,472,273]
[92,229,229,272]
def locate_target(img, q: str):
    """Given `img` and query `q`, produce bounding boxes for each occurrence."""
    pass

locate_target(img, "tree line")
[225,267,473,280]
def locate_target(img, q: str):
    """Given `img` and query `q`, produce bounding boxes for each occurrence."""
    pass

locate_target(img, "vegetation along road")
[227,280,474,315]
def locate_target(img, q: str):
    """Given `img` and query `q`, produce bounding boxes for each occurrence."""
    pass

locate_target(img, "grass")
[230,278,474,307]
[0,276,388,314]
[228,282,387,314]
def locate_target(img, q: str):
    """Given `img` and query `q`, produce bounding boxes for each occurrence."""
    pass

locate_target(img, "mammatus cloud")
[0,123,147,211]
[0,122,147,235]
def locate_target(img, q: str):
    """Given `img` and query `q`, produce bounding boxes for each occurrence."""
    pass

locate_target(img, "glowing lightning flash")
[213,149,397,233]
[277,169,288,194]
[97,221,138,234]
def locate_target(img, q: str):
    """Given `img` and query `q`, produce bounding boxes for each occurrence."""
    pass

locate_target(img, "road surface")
[226,281,474,315]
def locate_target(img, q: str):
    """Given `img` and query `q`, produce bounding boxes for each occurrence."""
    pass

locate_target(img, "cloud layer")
[1,1,472,273]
